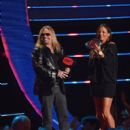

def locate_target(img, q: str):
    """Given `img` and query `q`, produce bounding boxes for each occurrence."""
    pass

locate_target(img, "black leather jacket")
[32,46,65,96]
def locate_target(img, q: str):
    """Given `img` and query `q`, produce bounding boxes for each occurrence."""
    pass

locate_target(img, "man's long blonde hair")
[35,25,61,52]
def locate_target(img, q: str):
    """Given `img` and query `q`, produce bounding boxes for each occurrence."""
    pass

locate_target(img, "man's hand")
[65,67,71,74]
[57,70,69,79]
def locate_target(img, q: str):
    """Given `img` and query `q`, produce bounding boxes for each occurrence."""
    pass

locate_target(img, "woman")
[88,24,118,130]
[32,25,70,130]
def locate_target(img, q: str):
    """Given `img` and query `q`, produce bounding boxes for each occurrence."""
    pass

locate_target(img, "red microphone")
[62,56,74,67]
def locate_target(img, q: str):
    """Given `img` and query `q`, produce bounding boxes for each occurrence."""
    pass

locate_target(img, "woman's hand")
[94,44,101,53]
[94,44,104,58]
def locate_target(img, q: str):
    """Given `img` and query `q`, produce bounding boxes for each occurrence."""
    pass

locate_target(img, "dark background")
[0,0,130,129]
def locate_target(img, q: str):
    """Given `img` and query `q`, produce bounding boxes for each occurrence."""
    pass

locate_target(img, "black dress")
[88,41,118,97]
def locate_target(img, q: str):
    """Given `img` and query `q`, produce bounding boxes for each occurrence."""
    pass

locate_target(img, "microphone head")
[85,38,102,49]
[63,57,74,67]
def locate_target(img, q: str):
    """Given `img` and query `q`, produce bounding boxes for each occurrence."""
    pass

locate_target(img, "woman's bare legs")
[94,97,106,130]
[94,97,115,130]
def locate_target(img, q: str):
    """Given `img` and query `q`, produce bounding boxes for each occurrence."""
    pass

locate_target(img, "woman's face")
[40,28,52,46]
[97,26,110,44]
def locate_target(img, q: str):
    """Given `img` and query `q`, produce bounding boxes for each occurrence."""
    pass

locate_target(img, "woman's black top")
[88,42,118,97]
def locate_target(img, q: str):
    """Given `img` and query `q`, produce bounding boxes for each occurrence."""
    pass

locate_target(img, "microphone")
[62,56,74,77]
[62,56,74,67]
[85,38,102,49]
